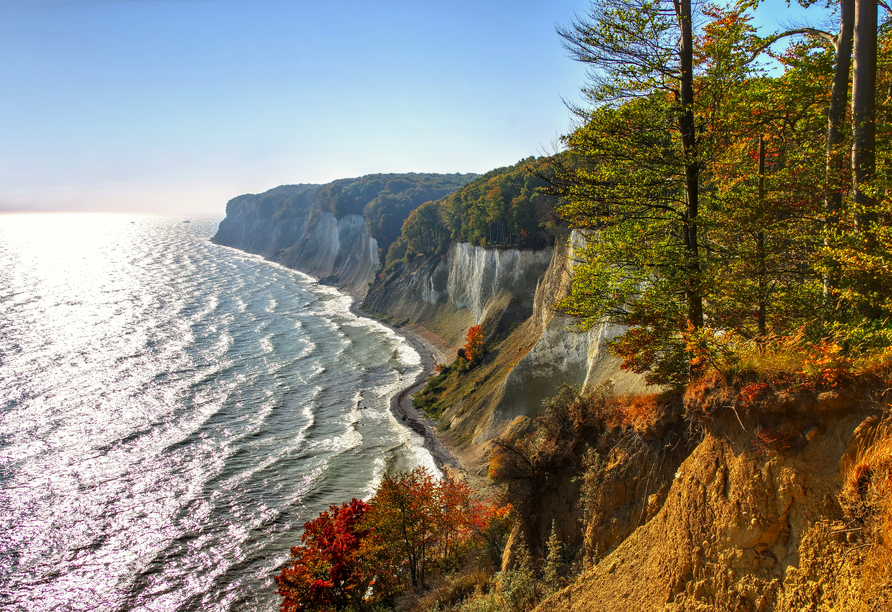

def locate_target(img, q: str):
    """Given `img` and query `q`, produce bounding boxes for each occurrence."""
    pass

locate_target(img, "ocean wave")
[0,215,439,612]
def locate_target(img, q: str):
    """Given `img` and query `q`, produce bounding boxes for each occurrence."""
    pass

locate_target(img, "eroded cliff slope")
[362,233,651,465]
[363,242,553,349]
[530,380,892,612]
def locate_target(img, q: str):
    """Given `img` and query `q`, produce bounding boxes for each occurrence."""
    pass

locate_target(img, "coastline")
[347,299,465,476]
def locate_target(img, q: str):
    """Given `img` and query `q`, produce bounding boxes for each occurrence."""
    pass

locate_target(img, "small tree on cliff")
[463,325,484,365]
[275,499,372,612]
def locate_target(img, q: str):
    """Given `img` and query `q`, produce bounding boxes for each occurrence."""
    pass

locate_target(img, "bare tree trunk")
[674,0,703,329]
[852,0,878,233]
[757,134,767,338]
[824,0,855,300]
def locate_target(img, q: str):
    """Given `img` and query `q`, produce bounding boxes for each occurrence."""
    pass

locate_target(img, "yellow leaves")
[682,320,737,378]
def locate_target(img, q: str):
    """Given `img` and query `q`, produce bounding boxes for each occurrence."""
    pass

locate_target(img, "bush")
[277,468,510,611]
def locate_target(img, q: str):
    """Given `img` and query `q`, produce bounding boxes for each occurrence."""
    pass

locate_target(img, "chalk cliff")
[211,184,320,257]
[211,176,647,454]
[212,185,378,297]
[211,174,475,297]
[362,232,650,458]
[490,232,649,434]
[272,214,380,298]
[363,242,553,349]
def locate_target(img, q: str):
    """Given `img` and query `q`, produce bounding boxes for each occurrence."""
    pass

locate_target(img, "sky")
[0,0,834,215]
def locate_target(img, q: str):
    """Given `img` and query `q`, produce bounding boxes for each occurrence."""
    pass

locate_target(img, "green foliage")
[412,328,489,419]
[439,157,558,248]
[542,521,565,593]
[452,540,539,612]
[276,468,509,611]
[402,201,451,258]
[552,0,717,385]
[225,184,321,221]
[380,158,561,271]
[314,173,476,258]
[554,1,892,384]
[385,157,561,266]
[412,364,453,418]
[384,235,409,269]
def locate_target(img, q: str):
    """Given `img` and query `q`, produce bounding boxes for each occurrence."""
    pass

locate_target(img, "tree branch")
[745,27,836,65]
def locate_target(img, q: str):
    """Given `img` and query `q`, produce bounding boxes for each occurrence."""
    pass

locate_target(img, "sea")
[0,213,437,612]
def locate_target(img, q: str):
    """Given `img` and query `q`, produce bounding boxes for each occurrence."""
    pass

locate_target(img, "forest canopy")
[386,157,561,266]
[552,0,892,386]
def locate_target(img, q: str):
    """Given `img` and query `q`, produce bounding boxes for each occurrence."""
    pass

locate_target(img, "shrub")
[464,326,484,365]
[276,468,509,611]
[275,499,373,612]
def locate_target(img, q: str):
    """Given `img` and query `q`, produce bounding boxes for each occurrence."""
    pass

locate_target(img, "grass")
[682,326,892,405]
[839,416,892,610]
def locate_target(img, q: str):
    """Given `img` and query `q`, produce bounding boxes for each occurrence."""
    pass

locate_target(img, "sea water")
[0,213,436,611]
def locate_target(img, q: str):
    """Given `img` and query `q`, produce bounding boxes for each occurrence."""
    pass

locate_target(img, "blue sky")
[0,0,832,215]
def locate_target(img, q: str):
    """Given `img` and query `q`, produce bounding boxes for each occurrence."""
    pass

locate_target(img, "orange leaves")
[463,325,484,363]
[277,467,508,609]
[798,340,854,388]
[616,393,665,430]
[363,468,507,589]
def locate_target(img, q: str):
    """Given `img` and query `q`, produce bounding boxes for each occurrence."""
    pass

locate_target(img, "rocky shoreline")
[347,298,465,476]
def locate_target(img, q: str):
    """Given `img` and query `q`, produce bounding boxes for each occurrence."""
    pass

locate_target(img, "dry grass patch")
[839,417,892,610]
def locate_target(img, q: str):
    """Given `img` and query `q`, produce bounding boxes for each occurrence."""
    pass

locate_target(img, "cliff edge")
[524,379,892,612]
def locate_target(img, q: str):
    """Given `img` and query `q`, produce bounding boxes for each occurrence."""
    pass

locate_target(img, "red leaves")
[738,381,770,408]
[363,468,507,591]
[276,469,508,610]
[464,325,484,363]
[275,499,371,612]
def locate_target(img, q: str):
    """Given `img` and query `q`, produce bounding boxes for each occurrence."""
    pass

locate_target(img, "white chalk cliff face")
[445,243,554,326]
[482,232,649,441]
[212,187,380,298]
[362,242,553,348]
[216,184,647,444]
[364,232,648,445]
[272,214,379,298]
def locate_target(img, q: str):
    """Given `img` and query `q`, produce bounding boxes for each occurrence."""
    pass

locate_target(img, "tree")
[360,467,507,592]
[401,201,448,257]
[824,0,856,298]
[823,8,892,325]
[553,0,722,385]
[436,157,558,248]
[557,0,704,331]
[276,469,508,610]
[704,20,833,341]
[275,499,372,612]
[853,0,879,233]
[542,521,565,594]
[463,325,484,364]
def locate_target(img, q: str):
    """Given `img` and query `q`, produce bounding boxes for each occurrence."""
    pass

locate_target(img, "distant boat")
[183,220,191,223]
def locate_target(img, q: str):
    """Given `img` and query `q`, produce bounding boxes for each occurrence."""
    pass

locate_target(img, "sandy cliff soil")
[535,382,891,612]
